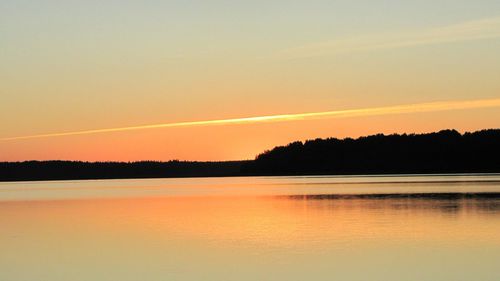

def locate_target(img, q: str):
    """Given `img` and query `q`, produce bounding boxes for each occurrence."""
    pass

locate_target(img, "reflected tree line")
[280,193,500,214]
[1,129,499,181]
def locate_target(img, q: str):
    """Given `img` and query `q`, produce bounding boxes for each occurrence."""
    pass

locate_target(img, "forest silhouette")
[1,129,499,181]
[242,129,500,175]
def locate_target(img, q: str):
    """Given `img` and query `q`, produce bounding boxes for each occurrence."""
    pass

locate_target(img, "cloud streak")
[277,16,500,59]
[2,98,500,141]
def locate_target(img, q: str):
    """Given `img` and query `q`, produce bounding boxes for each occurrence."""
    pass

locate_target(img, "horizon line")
[2,97,500,141]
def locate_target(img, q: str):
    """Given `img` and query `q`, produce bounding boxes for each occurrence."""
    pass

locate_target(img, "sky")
[1,0,500,161]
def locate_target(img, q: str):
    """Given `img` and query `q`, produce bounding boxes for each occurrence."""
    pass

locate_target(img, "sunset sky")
[1,1,500,161]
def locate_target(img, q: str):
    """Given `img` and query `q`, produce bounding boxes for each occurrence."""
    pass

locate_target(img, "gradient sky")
[1,0,500,161]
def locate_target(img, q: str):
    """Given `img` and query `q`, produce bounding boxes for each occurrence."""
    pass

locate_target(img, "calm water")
[1,174,500,281]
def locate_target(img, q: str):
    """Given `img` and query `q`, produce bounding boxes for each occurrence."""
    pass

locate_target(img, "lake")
[1,174,500,281]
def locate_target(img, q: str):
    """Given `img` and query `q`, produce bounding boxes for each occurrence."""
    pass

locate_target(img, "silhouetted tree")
[241,129,500,175]
[1,129,499,181]
[0,160,247,181]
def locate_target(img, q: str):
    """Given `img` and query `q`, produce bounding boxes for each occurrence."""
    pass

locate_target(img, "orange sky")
[1,2,500,161]
[1,105,499,161]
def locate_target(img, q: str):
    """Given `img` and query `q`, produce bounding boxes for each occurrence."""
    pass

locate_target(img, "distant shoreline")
[1,129,499,182]
[2,171,500,183]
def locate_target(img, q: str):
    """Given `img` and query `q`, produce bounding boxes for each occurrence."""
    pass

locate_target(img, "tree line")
[0,160,247,181]
[1,129,499,181]
[241,129,500,175]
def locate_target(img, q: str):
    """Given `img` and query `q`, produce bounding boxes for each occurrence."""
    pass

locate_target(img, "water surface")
[1,174,499,281]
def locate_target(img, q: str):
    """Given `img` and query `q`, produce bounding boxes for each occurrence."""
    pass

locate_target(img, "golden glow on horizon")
[2,3,500,161]
[2,97,500,141]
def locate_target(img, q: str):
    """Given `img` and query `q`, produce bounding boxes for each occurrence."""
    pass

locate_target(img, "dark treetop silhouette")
[1,129,499,181]
[242,129,500,175]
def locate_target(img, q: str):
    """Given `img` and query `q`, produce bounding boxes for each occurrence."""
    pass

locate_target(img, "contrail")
[276,16,500,59]
[2,98,500,141]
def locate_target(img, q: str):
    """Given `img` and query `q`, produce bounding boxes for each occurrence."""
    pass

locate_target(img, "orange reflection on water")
[1,194,500,281]
[2,195,500,248]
